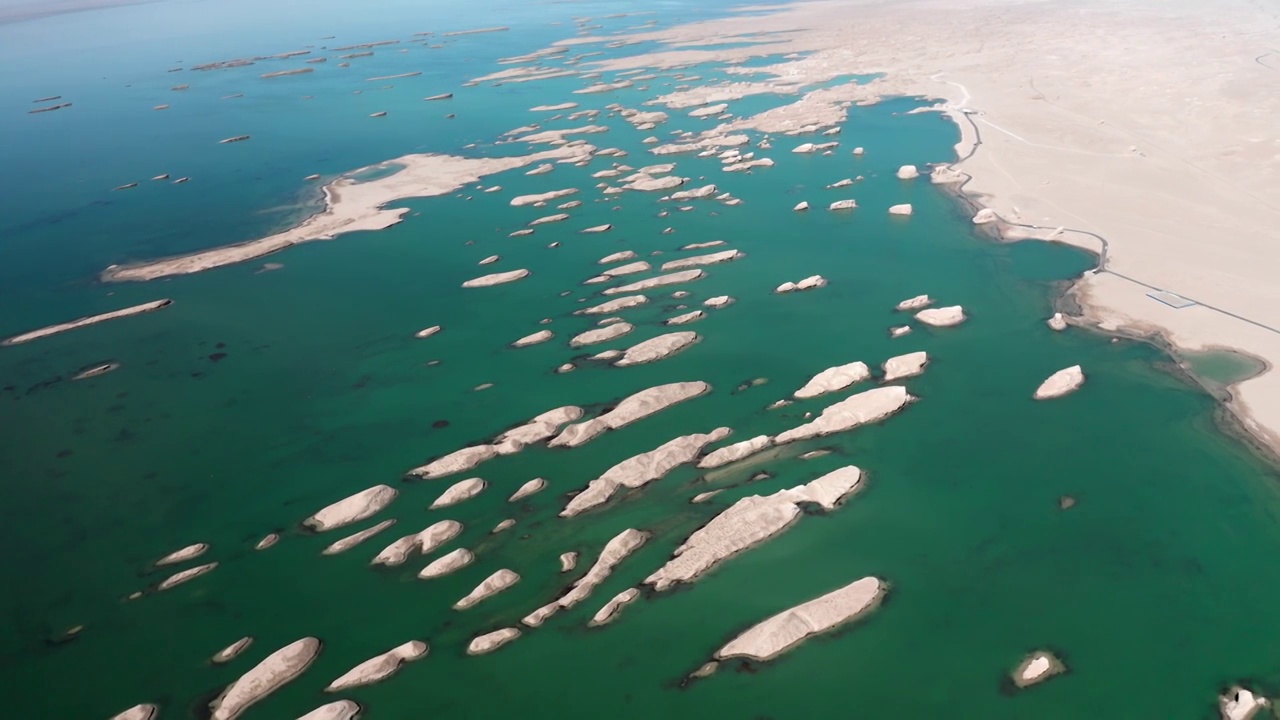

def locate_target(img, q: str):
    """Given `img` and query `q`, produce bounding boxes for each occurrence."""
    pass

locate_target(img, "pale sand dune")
[537,0,1280,451]
[102,144,594,282]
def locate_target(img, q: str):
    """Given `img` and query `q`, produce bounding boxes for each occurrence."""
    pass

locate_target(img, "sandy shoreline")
[537,0,1280,453]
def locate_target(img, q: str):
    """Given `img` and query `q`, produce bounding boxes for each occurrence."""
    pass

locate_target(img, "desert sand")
[715,576,885,662]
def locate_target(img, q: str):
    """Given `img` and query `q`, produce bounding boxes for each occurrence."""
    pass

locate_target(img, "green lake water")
[3,2,1280,719]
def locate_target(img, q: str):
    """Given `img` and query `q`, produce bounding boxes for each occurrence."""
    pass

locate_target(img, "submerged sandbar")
[2,299,172,346]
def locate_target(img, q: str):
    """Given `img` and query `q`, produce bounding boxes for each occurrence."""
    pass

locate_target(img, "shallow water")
[4,1,1280,719]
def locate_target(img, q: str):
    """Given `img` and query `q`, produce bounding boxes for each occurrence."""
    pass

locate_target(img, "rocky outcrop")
[305,485,398,531]
[156,543,209,566]
[455,569,520,609]
[660,249,742,272]
[590,588,640,626]
[599,250,638,264]
[896,165,919,180]
[895,295,931,311]
[562,429,730,517]
[580,224,613,233]
[408,445,497,479]
[524,529,649,626]
[669,184,717,200]
[512,329,554,347]
[645,467,864,590]
[828,199,857,211]
[794,362,870,399]
[549,381,711,448]
[601,269,704,296]
[430,479,486,509]
[326,640,428,691]
[666,310,705,325]
[1222,686,1270,720]
[624,175,687,192]
[614,331,699,366]
[690,103,729,118]
[213,636,254,664]
[915,306,966,327]
[890,326,911,338]
[462,269,530,288]
[373,520,462,565]
[1011,650,1065,688]
[510,188,578,206]
[419,548,474,579]
[697,435,772,469]
[577,295,648,315]
[972,208,999,224]
[570,322,634,348]
[716,576,885,662]
[775,275,827,293]
[467,628,521,655]
[509,477,547,502]
[888,204,913,215]
[1048,313,1068,331]
[322,520,396,555]
[1034,365,1085,400]
[297,700,362,720]
[882,351,928,382]
[110,705,158,720]
[158,562,219,591]
[602,261,651,277]
[529,213,569,226]
[776,386,912,444]
[210,637,321,720]
[794,201,810,211]
[931,165,965,184]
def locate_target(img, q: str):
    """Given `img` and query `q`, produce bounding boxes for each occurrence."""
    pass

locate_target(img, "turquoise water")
[4,2,1280,719]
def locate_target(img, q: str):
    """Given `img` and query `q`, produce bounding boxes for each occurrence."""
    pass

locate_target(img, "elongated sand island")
[101,145,594,282]
[406,405,583,478]
[210,637,321,720]
[325,640,428,691]
[549,381,710,448]
[523,528,648,626]
[304,484,398,531]
[2,299,171,346]
[714,576,885,663]
[646,467,865,590]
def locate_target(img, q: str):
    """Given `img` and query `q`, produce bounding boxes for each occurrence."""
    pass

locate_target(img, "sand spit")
[158,562,218,591]
[322,519,397,555]
[210,637,321,720]
[373,519,462,565]
[30,102,73,114]
[603,269,705,295]
[213,637,254,664]
[220,135,251,144]
[106,146,594,282]
[614,331,700,366]
[562,429,730,517]
[109,704,158,720]
[775,275,826,293]
[666,310,705,325]
[581,224,613,233]
[682,240,726,251]
[526,163,555,176]
[531,102,579,111]
[513,187,578,205]
[549,381,710,448]
[261,68,314,78]
[430,478,487,509]
[2,299,172,346]
[1222,686,1270,720]
[715,576,884,663]
[304,484,398,532]
[578,295,648,315]
[297,700,361,720]
[524,529,649,626]
[409,406,581,477]
[660,249,742,271]
[510,478,548,502]
[513,329,554,347]
[1012,650,1066,688]
[776,386,913,444]
[155,542,209,566]
[646,467,864,590]
[915,306,966,327]
[1034,365,1085,400]
[455,569,520,609]
[419,548,474,579]
[570,322,634,347]
[462,269,529,287]
[882,351,928,382]
[468,628,521,655]
[590,588,640,626]
[896,295,931,311]
[794,361,871,399]
[326,640,427,691]
[697,435,772,469]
